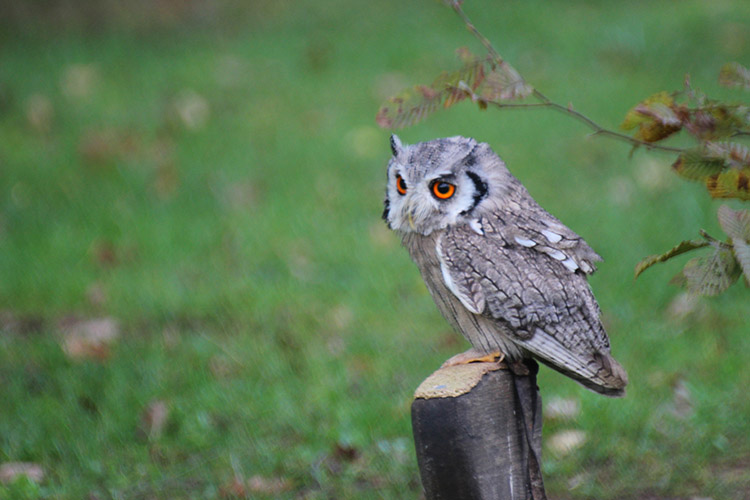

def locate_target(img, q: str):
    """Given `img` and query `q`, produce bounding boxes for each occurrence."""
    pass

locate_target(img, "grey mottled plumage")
[383,135,628,397]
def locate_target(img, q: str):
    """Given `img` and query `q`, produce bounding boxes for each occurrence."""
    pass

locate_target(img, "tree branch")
[449,1,685,154]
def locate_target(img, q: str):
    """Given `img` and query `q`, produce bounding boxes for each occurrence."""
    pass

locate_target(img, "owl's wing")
[478,208,602,275]
[436,224,627,396]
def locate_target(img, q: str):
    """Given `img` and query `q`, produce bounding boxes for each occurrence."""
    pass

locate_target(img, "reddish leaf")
[246,475,294,495]
[139,400,169,440]
[704,141,750,168]
[684,105,746,140]
[59,317,120,361]
[0,462,44,484]
[376,50,530,129]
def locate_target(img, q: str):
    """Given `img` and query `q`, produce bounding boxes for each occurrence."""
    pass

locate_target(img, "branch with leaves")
[375,0,750,296]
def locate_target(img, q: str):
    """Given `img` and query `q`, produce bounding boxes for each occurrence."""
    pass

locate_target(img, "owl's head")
[383,135,516,235]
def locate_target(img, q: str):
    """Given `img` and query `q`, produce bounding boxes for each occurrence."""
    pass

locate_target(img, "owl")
[383,135,627,397]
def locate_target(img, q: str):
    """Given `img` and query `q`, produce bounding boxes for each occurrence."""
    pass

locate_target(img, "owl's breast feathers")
[428,216,627,397]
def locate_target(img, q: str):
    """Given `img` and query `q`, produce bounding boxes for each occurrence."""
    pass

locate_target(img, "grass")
[1,0,749,498]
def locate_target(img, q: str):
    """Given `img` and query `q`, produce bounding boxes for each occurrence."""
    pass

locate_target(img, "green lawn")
[1,1,749,498]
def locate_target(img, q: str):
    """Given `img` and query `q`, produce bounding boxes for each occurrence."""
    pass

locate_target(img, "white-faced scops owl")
[383,135,628,397]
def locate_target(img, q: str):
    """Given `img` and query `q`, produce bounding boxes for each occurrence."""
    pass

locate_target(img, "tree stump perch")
[411,359,546,500]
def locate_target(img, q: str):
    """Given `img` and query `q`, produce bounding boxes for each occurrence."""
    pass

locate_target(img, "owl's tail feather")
[537,350,628,398]
[520,332,628,397]
[533,353,627,397]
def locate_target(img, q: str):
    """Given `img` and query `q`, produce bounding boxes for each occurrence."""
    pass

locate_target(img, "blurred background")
[1,0,749,498]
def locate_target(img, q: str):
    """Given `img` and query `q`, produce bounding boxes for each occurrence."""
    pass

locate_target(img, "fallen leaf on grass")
[0,462,44,484]
[544,397,580,421]
[547,429,587,457]
[78,128,138,169]
[220,475,294,497]
[139,400,169,440]
[59,317,119,361]
[247,475,294,495]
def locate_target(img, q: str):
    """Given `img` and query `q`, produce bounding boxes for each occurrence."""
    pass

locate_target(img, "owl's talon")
[441,349,505,368]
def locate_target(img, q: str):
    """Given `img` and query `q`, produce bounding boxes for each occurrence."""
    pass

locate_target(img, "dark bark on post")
[411,359,546,500]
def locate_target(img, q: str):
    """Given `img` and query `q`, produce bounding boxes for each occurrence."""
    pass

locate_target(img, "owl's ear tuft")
[390,134,404,157]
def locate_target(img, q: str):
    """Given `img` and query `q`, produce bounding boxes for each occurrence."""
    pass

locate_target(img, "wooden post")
[411,359,546,500]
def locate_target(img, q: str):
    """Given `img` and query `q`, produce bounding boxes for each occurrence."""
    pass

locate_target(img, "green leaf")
[717,205,750,241]
[621,91,683,142]
[671,149,725,181]
[719,62,750,90]
[706,167,750,201]
[671,243,741,296]
[622,92,674,130]
[634,239,710,279]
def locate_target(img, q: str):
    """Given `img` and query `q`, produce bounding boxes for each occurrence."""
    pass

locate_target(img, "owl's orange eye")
[431,180,456,200]
[396,174,408,195]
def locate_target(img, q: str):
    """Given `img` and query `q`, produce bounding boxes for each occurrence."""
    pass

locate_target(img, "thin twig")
[451,2,504,64]
[450,1,685,154]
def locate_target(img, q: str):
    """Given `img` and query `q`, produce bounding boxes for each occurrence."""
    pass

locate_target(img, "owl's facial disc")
[386,169,477,236]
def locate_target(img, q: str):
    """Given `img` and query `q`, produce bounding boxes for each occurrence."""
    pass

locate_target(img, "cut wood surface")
[412,359,546,500]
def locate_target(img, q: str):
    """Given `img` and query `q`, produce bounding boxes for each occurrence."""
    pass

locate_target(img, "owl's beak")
[402,199,417,231]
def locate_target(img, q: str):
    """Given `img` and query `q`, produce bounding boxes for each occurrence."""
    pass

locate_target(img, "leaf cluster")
[375,48,532,129]
[624,64,750,293]
[621,66,750,202]
[635,205,750,295]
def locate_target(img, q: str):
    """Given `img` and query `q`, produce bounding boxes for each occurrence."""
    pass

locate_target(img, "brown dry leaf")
[0,462,44,484]
[139,400,169,440]
[544,397,581,421]
[246,475,294,495]
[89,239,118,268]
[547,429,586,457]
[78,128,138,169]
[219,477,247,498]
[59,317,120,361]
[332,442,360,463]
